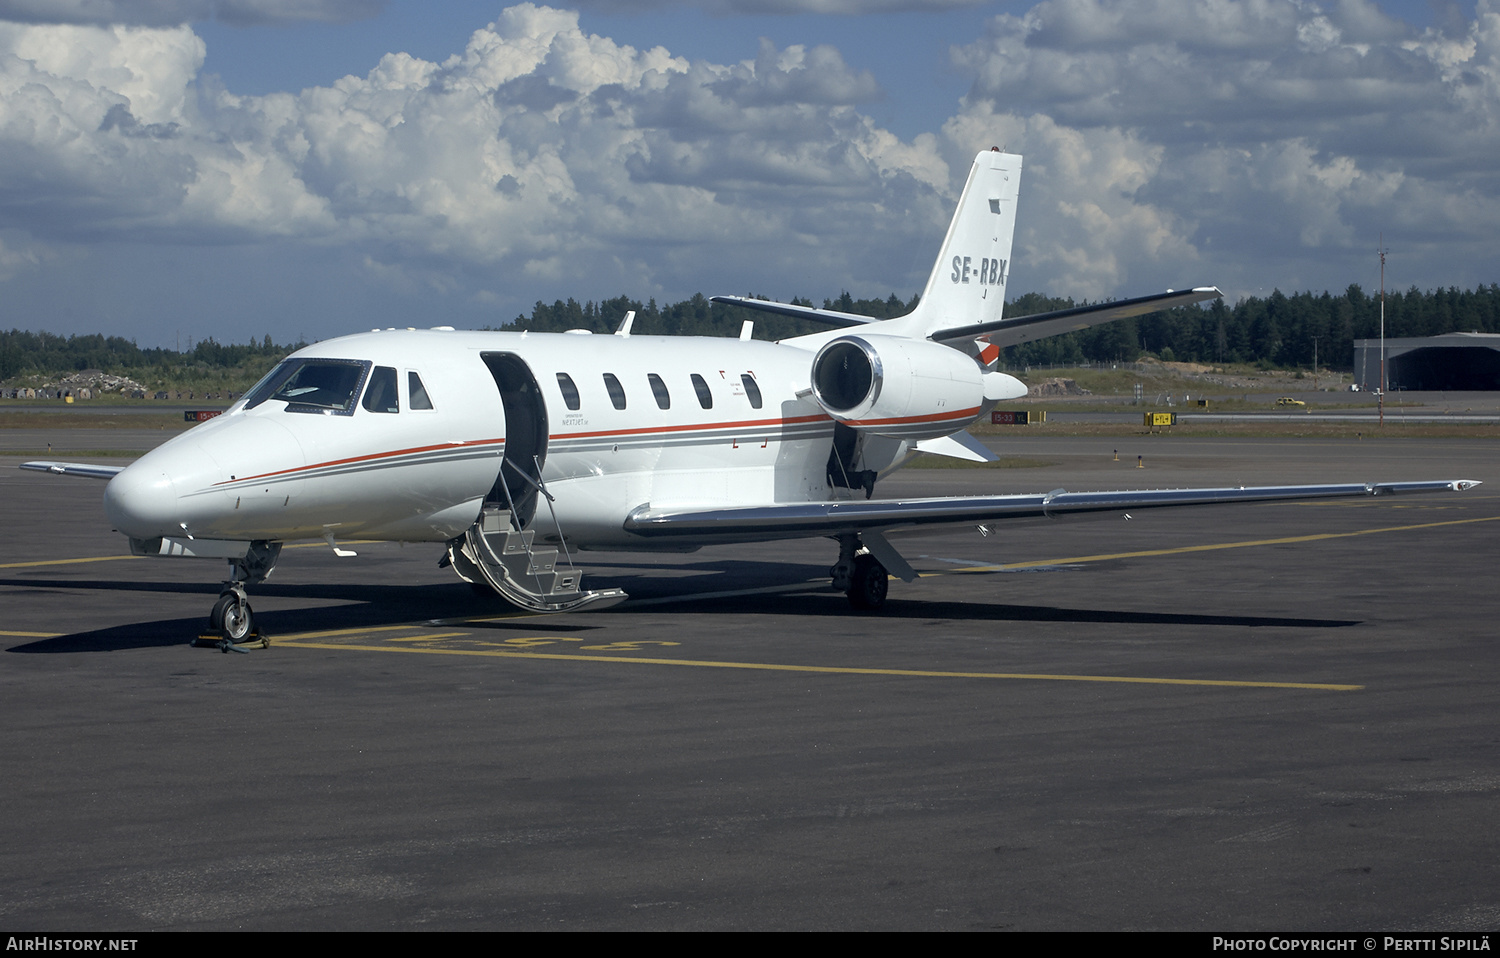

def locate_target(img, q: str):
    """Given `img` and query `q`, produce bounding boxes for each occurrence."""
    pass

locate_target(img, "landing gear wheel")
[212,592,257,648]
[846,554,889,611]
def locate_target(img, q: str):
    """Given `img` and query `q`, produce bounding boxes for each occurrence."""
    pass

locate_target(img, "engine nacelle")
[810,335,1000,440]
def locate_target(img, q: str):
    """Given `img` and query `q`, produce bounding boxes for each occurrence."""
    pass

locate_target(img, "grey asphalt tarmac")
[2,435,1498,931]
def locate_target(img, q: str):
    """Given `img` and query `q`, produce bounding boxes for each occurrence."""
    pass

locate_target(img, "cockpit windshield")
[243,359,370,415]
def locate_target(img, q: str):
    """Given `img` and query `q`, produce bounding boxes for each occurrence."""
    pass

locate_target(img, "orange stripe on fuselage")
[214,414,836,487]
[553,413,830,442]
[216,437,506,486]
[845,406,981,428]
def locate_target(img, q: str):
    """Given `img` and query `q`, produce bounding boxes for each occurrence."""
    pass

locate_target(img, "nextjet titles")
[1212,940,1490,952]
[950,255,1007,286]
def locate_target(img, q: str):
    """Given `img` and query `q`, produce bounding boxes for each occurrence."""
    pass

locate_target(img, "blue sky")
[0,0,1494,348]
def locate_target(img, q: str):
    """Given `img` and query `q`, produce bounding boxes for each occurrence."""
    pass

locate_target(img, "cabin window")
[556,373,581,411]
[741,373,762,409]
[244,358,369,416]
[603,373,627,410]
[648,373,670,410]
[362,366,400,413]
[691,373,713,409]
[408,371,433,410]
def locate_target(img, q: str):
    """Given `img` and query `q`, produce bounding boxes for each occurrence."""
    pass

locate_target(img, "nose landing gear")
[195,541,280,652]
[203,584,265,651]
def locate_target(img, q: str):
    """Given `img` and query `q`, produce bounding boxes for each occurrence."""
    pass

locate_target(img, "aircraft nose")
[103,463,181,540]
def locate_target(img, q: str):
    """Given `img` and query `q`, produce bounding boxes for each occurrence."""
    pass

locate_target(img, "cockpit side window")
[362,366,399,413]
[245,359,369,416]
[408,371,434,410]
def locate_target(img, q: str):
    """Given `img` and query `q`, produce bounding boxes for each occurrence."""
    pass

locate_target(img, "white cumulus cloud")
[3,0,1499,344]
[949,0,1500,297]
[0,4,960,310]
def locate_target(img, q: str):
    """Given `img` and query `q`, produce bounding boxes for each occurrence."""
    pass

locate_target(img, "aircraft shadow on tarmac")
[6,565,1359,655]
[665,591,1361,629]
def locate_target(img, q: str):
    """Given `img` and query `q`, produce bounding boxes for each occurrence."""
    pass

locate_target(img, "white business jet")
[23,149,1478,644]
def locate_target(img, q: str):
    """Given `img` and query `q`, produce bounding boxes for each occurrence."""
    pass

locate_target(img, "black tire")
[219,596,254,643]
[846,554,889,610]
[209,593,234,631]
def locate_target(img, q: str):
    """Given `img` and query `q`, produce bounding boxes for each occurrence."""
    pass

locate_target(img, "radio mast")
[1378,235,1386,426]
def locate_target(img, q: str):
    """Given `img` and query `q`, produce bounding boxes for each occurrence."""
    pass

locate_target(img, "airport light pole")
[1378,235,1386,427]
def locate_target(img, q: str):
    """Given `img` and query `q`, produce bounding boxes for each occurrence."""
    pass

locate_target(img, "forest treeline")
[4,284,1498,381]
[510,285,1500,371]
[0,332,300,383]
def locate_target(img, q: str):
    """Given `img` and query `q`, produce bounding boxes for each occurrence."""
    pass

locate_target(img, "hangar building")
[1353,332,1500,391]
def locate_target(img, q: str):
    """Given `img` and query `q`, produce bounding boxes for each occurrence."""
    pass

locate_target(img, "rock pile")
[1026,377,1091,398]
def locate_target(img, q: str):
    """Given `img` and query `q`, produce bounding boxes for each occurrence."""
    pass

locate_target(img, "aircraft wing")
[709,295,879,328]
[931,288,1222,348]
[624,480,1479,543]
[19,461,126,480]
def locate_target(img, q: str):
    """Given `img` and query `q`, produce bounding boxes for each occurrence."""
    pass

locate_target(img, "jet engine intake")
[810,334,988,440]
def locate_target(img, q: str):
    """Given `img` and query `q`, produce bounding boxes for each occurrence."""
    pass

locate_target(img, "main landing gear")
[198,541,280,652]
[829,534,889,611]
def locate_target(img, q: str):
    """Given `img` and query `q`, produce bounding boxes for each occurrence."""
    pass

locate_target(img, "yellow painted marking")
[278,638,1360,690]
[0,554,140,570]
[0,539,373,570]
[0,630,62,637]
[426,611,550,625]
[580,641,681,652]
[383,632,471,642]
[470,637,583,649]
[276,624,435,642]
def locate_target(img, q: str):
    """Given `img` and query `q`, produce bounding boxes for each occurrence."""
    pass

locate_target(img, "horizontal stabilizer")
[20,461,126,480]
[710,296,878,329]
[932,287,1222,348]
[626,480,1479,542]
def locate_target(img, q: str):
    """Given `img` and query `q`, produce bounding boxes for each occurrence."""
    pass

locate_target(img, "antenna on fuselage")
[614,311,636,337]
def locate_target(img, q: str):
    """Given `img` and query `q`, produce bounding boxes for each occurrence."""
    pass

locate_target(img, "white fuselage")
[103,328,939,550]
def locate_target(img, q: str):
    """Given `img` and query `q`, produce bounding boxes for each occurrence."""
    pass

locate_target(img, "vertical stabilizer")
[886,149,1021,340]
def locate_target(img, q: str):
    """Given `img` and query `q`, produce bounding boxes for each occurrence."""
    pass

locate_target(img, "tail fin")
[884,149,1021,340]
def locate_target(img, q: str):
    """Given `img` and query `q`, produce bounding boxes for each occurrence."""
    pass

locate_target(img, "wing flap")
[625,480,1479,542]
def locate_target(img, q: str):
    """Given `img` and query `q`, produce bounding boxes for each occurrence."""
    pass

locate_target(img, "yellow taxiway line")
[272,633,1361,691]
[0,554,140,570]
[957,513,1500,574]
[0,539,372,571]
